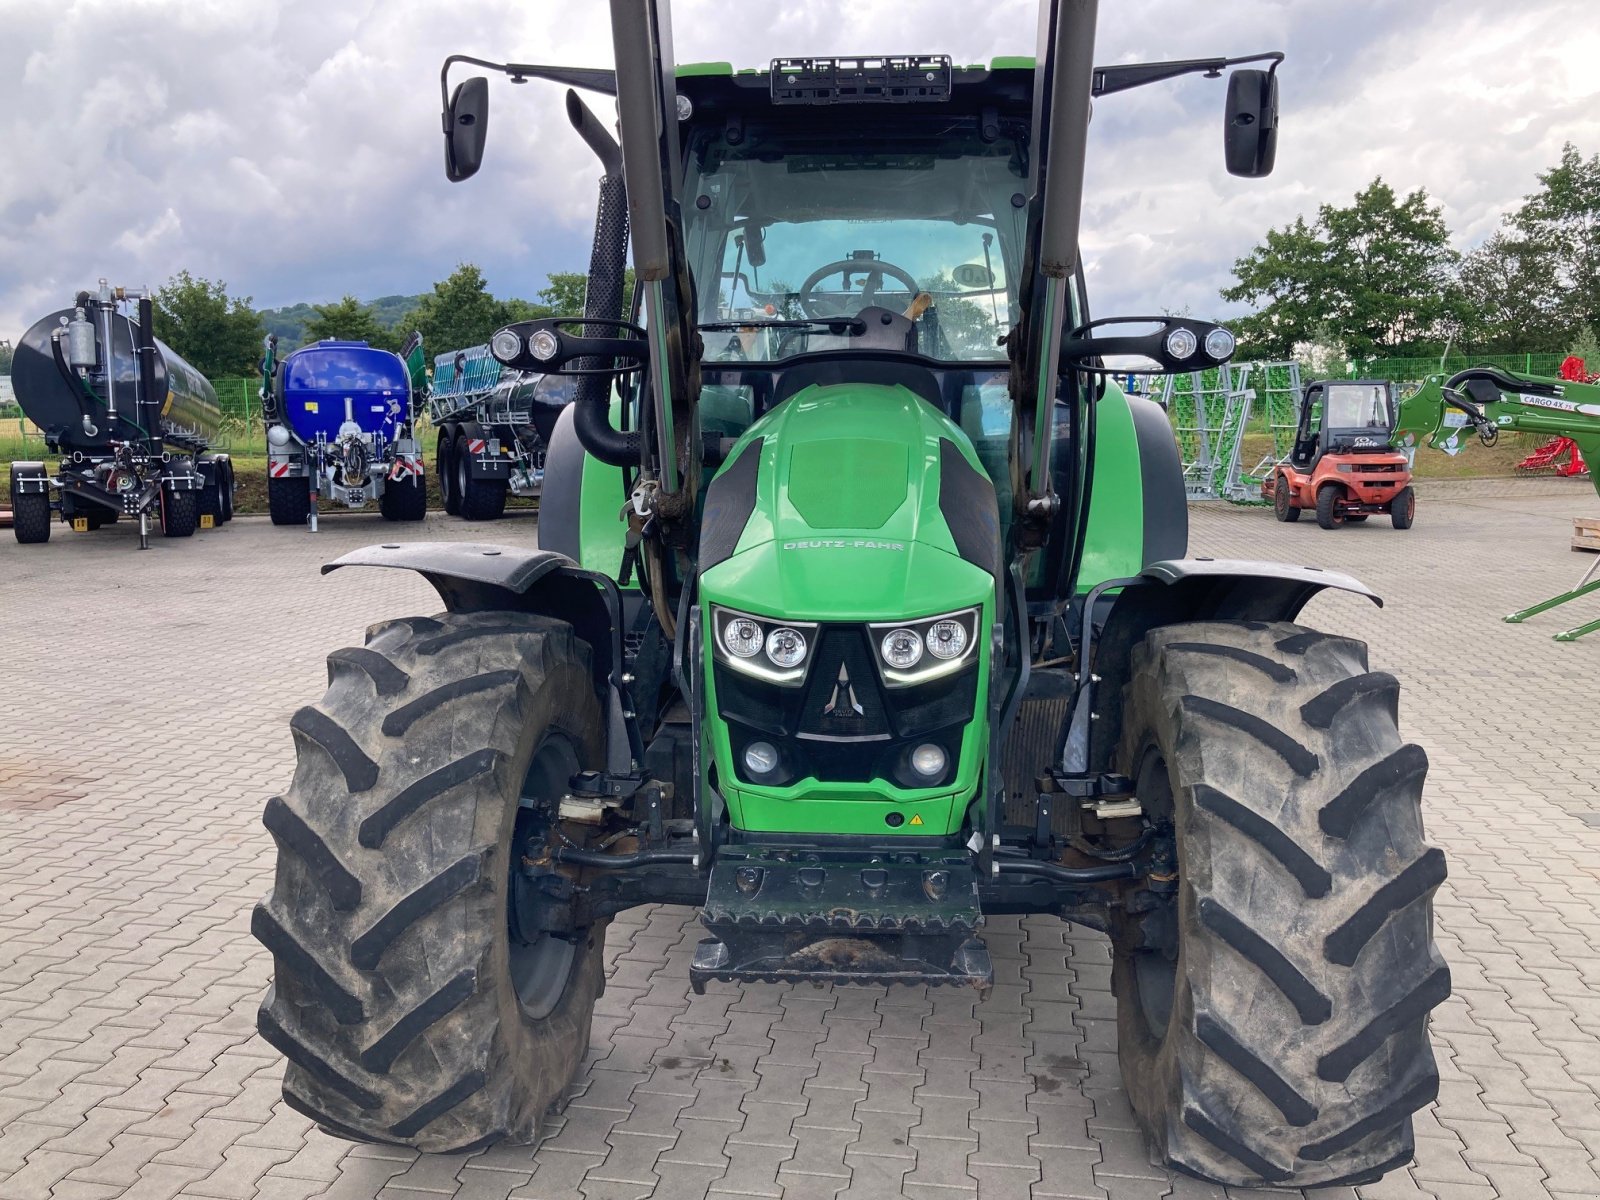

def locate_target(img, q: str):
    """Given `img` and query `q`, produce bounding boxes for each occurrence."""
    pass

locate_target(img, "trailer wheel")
[220,462,235,523]
[254,611,607,1152]
[1315,484,1345,529]
[11,491,51,544]
[438,427,461,516]
[379,472,427,522]
[1390,486,1415,530]
[1271,475,1300,522]
[456,428,509,522]
[268,476,312,527]
[161,485,199,538]
[1111,620,1446,1188]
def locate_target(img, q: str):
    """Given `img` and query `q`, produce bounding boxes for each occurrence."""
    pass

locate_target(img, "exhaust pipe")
[566,89,642,467]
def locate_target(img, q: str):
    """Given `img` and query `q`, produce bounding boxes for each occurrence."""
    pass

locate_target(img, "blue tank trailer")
[429,342,574,520]
[259,334,428,527]
[8,281,231,548]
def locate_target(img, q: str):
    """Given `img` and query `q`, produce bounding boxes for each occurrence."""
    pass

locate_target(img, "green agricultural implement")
[253,1,1449,1187]
[1398,364,1600,639]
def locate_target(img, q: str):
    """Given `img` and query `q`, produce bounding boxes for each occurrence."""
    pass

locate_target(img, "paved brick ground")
[2,481,1599,1200]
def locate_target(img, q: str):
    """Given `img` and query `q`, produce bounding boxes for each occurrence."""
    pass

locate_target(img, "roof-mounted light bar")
[770,55,952,105]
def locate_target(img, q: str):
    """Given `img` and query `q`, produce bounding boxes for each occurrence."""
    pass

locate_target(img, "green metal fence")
[1356,353,1566,385]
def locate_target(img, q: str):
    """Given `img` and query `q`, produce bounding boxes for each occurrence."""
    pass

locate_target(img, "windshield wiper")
[698,317,866,334]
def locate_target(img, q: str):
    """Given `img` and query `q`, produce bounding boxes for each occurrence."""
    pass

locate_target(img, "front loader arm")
[1400,368,1600,503]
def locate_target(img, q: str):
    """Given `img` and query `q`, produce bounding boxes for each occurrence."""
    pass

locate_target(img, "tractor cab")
[1290,379,1398,467]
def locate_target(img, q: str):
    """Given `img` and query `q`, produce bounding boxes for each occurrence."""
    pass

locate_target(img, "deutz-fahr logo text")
[783,539,906,551]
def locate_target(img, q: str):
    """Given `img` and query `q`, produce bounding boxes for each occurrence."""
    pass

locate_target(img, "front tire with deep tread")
[1112,620,1447,1188]
[254,611,609,1152]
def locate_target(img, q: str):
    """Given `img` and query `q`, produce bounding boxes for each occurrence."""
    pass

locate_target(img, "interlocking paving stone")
[4,493,1600,1199]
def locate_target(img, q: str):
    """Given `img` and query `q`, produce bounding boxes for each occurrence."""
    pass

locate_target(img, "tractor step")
[691,846,990,991]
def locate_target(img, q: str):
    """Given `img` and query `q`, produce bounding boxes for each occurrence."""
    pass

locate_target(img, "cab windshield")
[682,116,1029,364]
[1324,384,1393,430]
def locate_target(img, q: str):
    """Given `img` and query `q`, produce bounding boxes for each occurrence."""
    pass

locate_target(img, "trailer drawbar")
[8,281,231,548]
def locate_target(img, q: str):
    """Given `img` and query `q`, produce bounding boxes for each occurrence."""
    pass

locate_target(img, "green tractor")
[253,0,1448,1187]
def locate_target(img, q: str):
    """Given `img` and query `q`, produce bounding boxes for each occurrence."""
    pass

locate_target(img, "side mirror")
[743,222,767,269]
[444,76,490,182]
[1224,68,1278,178]
[1060,316,1237,375]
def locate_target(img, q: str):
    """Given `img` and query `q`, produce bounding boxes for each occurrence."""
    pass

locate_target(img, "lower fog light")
[910,743,947,779]
[744,741,780,776]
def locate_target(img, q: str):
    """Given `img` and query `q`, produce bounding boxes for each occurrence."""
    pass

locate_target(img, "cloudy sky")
[2,0,1598,345]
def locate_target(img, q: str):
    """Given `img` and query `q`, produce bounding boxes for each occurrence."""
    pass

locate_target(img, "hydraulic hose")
[567,90,642,467]
[553,846,696,870]
[992,859,1139,884]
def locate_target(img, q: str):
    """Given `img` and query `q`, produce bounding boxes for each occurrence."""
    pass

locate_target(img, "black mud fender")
[322,541,621,698]
[10,461,48,494]
[536,406,584,561]
[1085,557,1380,770]
[459,421,511,477]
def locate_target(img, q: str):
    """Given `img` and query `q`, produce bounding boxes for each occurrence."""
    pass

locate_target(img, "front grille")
[715,623,978,787]
[798,628,891,739]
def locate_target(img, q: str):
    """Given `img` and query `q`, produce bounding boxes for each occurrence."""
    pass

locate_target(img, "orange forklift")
[1263,378,1416,528]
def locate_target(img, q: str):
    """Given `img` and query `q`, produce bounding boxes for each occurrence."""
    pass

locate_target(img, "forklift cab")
[1290,379,1397,467]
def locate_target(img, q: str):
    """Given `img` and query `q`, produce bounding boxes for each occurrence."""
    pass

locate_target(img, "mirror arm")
[440,54,617,133]
[1092,51,1282,96]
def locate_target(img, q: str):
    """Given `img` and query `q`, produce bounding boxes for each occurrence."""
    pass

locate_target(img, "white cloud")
[1,0,1596,343]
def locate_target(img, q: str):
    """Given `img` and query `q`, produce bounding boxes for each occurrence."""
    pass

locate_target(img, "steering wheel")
[798,257,921,319]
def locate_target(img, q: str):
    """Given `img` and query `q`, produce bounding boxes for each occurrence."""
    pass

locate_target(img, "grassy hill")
[259,294,426,349]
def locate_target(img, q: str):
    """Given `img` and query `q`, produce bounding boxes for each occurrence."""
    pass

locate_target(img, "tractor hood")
[699,380,997,622]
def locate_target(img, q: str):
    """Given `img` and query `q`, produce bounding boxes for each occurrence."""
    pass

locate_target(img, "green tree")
[1222,180,1460,359]
[152,271,265,378]
[1450,232,1567,355]
[1511,143,1600,343]
[404,264,522,354]
[521,269,636,319]
[301,295,398,351]
[0,339,13,374]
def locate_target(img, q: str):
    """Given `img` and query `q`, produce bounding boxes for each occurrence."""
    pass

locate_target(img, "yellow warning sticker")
[909,813,924,826]
[304,401,319,413]
[71,517,88,532]
[200,514,215,529]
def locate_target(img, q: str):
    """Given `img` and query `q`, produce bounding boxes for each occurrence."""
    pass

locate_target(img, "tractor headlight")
[1164,327,1198,361]
[880,628,923,670]
[765,627,808,669]
[710,607,817,684]
[490,329,523,364]
[925,620,968,660]
[1204,327,1236,361]
[528,329,561,361]
[868,607,980,687]
[722,617,763,658]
